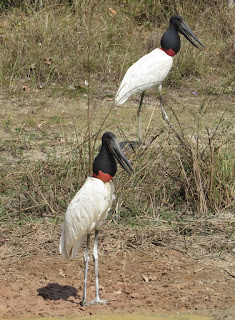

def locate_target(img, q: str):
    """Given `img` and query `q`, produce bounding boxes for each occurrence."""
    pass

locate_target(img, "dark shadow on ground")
[37,283,78,301]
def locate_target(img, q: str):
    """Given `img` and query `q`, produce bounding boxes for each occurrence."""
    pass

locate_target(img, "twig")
[2,249,36,260]
[159,97,183,143]
[201,112,225,157]
[18,196,22,221]
[145,102,157,140]
[194,267,205,273]
[225,269,235,278]
[93,104,116,152]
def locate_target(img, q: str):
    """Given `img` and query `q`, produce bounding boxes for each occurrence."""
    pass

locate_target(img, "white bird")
[59,132,134,306]
[115,14,205,140]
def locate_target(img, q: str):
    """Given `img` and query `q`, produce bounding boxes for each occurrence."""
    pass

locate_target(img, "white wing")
[59,177,114,259]
[115,48,173,106]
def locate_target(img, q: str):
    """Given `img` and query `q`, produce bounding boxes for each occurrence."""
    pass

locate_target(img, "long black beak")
[108,136,134,175]
[178,20,205,49]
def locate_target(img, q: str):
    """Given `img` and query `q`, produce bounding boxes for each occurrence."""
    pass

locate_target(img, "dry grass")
[1,98,233,222]
[1,211,234,262]
[0,1,234,229]
[115,116,234,220]
[0,1,233,90]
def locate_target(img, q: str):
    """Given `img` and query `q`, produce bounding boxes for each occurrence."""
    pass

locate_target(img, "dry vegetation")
[0,3,234,318]
[0,1,234,237]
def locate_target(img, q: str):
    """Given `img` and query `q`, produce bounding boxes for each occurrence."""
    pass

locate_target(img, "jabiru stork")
[59,132,134,306]
[115,14,205,140]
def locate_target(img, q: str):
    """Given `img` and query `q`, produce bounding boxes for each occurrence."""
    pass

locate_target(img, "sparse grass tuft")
[0,1,233,91]
[114,100,234,220]
[1,133,90,221]
[1,108,233,223]
[0,1,234,229]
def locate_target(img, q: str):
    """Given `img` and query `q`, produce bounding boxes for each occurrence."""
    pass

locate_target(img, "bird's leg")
[159,96,182,142]
[93,230,100,302]
[81,234,90,306]
[159,96,170,124]
[90,230,107,305]
[137,91,145,142]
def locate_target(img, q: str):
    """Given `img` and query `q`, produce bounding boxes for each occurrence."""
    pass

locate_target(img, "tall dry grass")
[0,0,234,223]
[0,0,233,90]
[115,110,234,221]
[1,108,234,222]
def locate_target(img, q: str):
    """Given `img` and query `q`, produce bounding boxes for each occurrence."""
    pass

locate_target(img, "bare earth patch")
[0,88,234,319]
[0,218,234,320]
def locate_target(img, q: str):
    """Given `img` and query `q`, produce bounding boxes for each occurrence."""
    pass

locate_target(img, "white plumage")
[115,15,204,140]
[59,177,114,259]
[115,48,173,106]
[59,131,134,306]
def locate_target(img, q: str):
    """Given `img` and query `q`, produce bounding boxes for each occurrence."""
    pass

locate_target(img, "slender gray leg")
[93,230,100,302]
[159,96,182,142]
[81,234,90,306]
[90,230,107,305]
[159,96,169,124]
[137,91,145,141]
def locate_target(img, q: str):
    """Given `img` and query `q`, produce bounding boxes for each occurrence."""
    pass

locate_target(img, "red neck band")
[93,171,113,182]
[160,48,176,57]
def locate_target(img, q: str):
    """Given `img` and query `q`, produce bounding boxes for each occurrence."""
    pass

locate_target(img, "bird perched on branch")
[115,14,205,140]
[59,132,134,306]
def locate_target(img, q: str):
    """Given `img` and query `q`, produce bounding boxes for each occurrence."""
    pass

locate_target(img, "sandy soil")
[0,88,234,319]
[0,219,234,320]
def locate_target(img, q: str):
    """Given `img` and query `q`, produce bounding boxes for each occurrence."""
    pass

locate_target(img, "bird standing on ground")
[115,14,205,140]
[59,132,134,306]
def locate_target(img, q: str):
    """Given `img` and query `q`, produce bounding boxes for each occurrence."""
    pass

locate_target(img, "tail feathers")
[115,88,134,106]
[115,82,157,106]
[115,91,128,106]
[115,97,127,106]
[59,224,85,259]
[59,236,84,259]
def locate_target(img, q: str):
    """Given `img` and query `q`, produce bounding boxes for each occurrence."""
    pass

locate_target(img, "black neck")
[160,24,180,54]
[93,145,117,177]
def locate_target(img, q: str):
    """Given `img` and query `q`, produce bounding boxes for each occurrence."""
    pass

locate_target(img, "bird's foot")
[80,299,88,306]
[81,297,108,306]
[90,297,108,305]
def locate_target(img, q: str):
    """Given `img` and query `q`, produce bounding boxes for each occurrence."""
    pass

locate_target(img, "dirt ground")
[0,216,234,320]
[0,88,234,319]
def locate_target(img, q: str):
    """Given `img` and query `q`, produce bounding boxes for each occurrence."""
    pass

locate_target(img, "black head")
[170,14,205,49]
[170,14,184,27]
[93,132,134,182]
[161,14,205,55]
